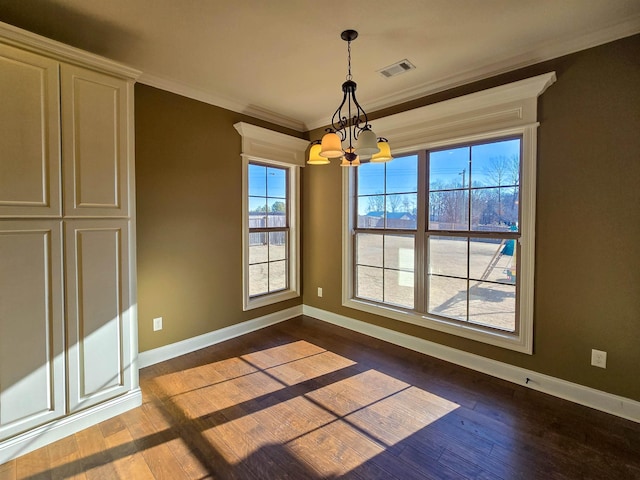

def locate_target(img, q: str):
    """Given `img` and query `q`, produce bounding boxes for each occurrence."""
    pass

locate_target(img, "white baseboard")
[0,389,142,465]
[138,305,303,368]
[303,305,640,424]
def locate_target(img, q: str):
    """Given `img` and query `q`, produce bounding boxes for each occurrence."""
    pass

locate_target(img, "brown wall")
[302,35,640,401]
[135,35,639,401]
[135,86,304,353]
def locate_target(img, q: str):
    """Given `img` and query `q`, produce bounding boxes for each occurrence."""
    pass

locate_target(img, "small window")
[248,163,290,296]
[235,122,307,311]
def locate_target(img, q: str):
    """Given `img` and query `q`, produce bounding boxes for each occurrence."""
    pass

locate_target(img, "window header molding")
[234,122,309,167]
[371,72,556,154]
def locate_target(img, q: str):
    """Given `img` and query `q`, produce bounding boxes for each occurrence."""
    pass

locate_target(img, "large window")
[343,73,556,352]
[352,138,525,347]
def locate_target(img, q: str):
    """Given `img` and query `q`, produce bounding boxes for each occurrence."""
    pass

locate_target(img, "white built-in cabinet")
[0,220,65,440]
[0,23,141,462]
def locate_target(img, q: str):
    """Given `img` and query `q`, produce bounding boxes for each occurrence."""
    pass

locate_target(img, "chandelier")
[307,30,393,167]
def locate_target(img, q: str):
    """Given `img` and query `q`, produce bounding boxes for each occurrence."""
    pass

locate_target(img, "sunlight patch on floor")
[181,343,461,474]
[241,340,326,369]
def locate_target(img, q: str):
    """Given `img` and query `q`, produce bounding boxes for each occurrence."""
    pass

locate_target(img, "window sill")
[343,297,532,354]
[244,289,299,311]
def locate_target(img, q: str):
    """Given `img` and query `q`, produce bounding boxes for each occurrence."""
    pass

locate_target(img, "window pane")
[357,162,385,196]
[266,167,286,198]
[269,232,287,262]
[384,235,414,271]
[386,155,418,194]
[249,197,268,216]
[469,238,516,284]
[428,190,469,230]
[249,263,268,296]
[356,234,383,268]
[427,275,467,321]
[267,198,287,227]
[249,233,268,264]
[429,147,469,189]
[269,260,287,291]
[428,236,467,278]
[471,139,520,188]
[248,164,266,196]
[385,193,417,229]
[356,266,383,302]
[471,187,519,230]
[357,201,385,228]
[384,269,414,308]
[469,282,516,332]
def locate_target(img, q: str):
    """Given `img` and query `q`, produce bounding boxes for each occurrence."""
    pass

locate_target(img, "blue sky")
[249,164,286,212]
[357,138,521,197]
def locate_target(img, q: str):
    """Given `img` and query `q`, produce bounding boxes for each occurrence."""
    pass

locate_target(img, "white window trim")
[342,72,556,354]
[234,122,308,311]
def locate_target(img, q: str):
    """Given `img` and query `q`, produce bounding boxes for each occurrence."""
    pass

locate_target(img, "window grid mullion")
[466,147,472,322]
[416,150,428,314]
[382,234,386,304]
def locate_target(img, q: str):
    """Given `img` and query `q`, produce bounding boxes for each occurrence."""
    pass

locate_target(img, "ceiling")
[1,0,639,132]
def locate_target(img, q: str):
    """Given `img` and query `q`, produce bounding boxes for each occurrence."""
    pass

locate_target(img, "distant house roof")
[365,211,415,220]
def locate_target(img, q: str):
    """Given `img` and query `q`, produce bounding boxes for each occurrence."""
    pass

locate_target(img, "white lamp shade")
[371,140,393,162]
[355,128,380,156]
[307,143,330,164]
[319,132,344,158]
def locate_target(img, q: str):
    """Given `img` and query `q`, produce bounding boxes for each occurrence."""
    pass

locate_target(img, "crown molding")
[0,21,140,80]
[307,15,640,131]
[139,72,306,132]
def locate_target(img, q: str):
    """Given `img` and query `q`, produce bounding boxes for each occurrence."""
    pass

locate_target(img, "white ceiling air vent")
[378,59,416,78]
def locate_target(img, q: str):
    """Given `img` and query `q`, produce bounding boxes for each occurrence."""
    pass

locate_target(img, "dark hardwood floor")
[2,315,639,479]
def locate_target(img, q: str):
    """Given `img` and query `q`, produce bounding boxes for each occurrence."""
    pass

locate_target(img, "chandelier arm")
[330,91,350,141]
[349,89,370,138]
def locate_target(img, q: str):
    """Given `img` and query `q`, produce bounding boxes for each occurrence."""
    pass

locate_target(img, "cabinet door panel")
[0,221,65,439]
[0,44,61,217]
[65,220,131,411]
[61,65,129,217]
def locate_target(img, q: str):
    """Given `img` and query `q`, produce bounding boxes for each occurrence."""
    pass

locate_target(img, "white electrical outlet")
[591,349,607,368]
[318,287,323,297]
[153,317,163,332]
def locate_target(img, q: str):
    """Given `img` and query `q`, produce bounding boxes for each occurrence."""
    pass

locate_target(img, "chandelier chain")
[346,39,352,81]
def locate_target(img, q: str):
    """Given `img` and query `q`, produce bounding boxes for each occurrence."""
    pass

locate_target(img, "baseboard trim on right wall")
[302,305,640,424]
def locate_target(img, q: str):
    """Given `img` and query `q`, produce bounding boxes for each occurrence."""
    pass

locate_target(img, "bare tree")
[402,195,416,214]
[388,194,402,213]
[486,155,519,224]
[367,194,385,213]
